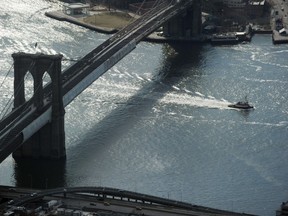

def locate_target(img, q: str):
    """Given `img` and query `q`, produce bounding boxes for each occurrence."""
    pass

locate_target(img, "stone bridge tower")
[163,0,202,38]
[12,52,66,160]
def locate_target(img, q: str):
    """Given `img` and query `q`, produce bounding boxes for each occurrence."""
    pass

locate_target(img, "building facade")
[222,0,266,21]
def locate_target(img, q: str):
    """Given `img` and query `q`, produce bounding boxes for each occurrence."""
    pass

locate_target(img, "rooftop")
[63,3,90,9]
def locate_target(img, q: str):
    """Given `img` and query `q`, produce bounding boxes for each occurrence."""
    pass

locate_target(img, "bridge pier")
[12,53,66,160]
[163,0,202,38]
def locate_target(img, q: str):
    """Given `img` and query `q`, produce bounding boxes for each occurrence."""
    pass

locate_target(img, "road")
[0,186,257,216]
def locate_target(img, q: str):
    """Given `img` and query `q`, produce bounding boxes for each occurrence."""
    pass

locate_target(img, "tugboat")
[228,97,254,109]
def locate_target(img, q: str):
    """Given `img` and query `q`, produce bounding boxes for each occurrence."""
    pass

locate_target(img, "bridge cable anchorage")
[0,61,36,120]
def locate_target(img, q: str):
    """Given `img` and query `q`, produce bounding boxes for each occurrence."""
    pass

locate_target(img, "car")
[104,202,110,206]
[30,192,37,197]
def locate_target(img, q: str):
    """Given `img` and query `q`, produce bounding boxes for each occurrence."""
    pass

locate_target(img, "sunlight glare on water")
[0,1,288,216]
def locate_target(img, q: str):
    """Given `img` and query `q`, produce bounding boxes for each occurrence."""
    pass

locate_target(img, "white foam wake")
[159,92,231,110]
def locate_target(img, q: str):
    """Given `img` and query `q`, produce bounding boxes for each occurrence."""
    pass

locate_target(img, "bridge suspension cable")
[135,0,147,15]
[0,65,13,114]
[127,0,149,24]
[128,0,171,24]
[0,63,14,119]
[0,63,13,90]
[0,61,35,120]
[0,60,56,150]
[153,0,174,8]
[152,0,165,7]
[0,0,196,162]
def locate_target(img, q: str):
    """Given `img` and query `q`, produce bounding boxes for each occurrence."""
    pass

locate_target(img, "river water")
[1,0,288,215]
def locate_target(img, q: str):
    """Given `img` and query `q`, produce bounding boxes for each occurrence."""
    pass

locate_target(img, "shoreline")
[44,10,249,45]
[45,11,118,34]
[45,4,288,45]
[45,10,209,44]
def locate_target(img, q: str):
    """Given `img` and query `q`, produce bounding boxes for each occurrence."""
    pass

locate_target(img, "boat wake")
[90,82,232,110]
[82,76,237,111]
[159,92,231,110]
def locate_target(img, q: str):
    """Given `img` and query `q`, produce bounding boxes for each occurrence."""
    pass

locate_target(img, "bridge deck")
[0,0,195,163]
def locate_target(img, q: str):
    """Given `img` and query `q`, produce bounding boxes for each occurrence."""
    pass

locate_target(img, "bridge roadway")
[0,0,195,163]
[0,186,256,215]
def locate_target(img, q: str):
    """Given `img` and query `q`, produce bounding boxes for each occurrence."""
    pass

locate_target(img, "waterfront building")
[63,3,90,16]
[247,0,266,17]
[223,0,247,8]
[222,0,266,22]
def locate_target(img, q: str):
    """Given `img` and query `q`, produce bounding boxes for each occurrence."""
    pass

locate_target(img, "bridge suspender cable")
[128,0,171,24]
[0,63,13,90]
[0,0,180,120]
[0,0,195,162]
[0,61,35,120]
[152,0,163,8]
[0,64,14,118]
[0,61,55,149]
[135,0,147,16]
[127,0,149,24]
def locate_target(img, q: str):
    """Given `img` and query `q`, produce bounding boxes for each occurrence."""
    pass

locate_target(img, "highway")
[0,186,257,216]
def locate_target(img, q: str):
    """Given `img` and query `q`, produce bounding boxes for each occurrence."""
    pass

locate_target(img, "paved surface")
[0,186,257,216]
[269,0,288,43]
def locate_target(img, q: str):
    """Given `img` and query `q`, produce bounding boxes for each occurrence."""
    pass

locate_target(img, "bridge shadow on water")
[13,42,204,189]
[13,158,66,189]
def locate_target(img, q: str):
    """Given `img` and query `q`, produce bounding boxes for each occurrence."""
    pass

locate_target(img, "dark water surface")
[1,1,288,215]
